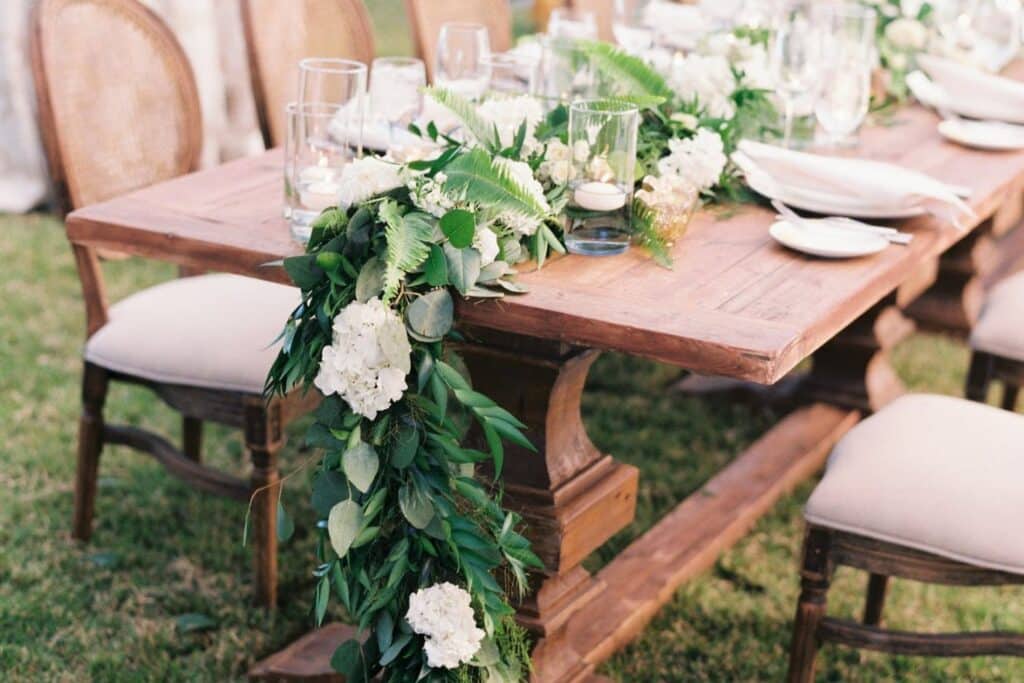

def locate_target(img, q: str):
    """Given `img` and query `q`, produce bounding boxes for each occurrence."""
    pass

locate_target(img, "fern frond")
[576,40,672,100]
[379,200,433,304]
[425,87,499,150]
[442,149,548,219]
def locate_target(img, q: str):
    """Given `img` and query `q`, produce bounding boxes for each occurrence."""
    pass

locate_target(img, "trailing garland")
[265,32,777,681]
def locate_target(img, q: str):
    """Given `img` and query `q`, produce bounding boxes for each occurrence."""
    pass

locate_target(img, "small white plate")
[938,118,1024,151]
[746,173,925,220]
[769,219,889,259]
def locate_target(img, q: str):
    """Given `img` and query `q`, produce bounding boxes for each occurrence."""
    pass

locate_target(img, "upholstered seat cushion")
[805,394,1024,575]
[84,274,299,394]
[970,271,1024,362]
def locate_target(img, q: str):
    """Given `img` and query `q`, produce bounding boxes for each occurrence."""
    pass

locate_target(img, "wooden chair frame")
[787,526,1024,682]
[403,0,513,82]
[966,350,1022,412]
[31,0,315,607]
[240,0,376,149]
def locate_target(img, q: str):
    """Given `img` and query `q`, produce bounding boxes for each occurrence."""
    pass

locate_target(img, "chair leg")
[788,527,833,683]
[862,573,889,626]
[245,399,283,609]
[183,416,202,462]
[73,363,109,541]
[965,352,994,403]
[1003,384,1020,412]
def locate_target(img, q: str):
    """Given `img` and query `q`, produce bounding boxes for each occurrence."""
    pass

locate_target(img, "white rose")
[885,18,927,50]
[538,139,572,185]
[337,156,404,207]
[313,298,412,419]
[476,95,545,149]
[656,129,727,193]
[670,112,699,130]
[472,227,500,267]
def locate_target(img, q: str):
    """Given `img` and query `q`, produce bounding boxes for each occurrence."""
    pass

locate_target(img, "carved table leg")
[458,328,639,683]
[802,293,915,412]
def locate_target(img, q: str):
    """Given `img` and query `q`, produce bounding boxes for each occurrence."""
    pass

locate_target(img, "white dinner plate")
[938,118,1024,151]
[745,172,926,220]
[769,219,889,259]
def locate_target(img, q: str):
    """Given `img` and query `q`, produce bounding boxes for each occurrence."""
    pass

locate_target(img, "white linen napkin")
[916,54,1024,125]
[734,139,974,225]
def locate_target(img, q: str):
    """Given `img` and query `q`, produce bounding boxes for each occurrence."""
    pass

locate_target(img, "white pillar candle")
[574,181,627,212]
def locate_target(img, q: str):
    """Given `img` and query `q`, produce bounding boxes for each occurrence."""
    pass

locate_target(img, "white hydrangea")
[338,156,404,207]
[538,139,572,185]
[408,171,455,218]
[667,54,737,119]
[477,95,545,152]
[636,173,699,208]
[313,298,412,420]
[405,583,485,670]
[492,157,551,237]
[704,33,774,90]
[473,226,499,267]
[657,128,727,194]
[885,17,927,50]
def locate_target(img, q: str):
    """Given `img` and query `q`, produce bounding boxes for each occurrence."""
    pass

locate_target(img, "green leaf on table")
[276,499,295,542]
[478,261,510,284]
[312,470,349,517]
[175,612,217,634]
[327,500,364,559]
[283,254,323,289]
[342,442,379,493]
[398,483,434,529]
[405,289,453,342]
[355,256,386,302]
[314,574,330,626]
[440,209,476,248]
[424,243,449,286]
[443,243,481,296]
[390,421,420,469]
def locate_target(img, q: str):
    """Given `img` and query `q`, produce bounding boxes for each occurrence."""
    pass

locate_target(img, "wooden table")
[67,102,1024,682]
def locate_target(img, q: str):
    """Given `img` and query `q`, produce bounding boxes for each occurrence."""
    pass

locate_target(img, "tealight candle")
[574,181,627,212]
[300,180,341,212]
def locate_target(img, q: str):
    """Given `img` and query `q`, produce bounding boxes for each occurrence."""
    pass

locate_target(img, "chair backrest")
[30,0,202,216]
[572,0,614,42]
[241,0,376,149]
[404,0,513,82]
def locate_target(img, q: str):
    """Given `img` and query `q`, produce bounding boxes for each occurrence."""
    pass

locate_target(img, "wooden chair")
[241,0,376,148]
[965,271,1024,412]
[787,394,1024,682]
[403,0,513,82]
[31,0,315,607]
[572,0,615,42]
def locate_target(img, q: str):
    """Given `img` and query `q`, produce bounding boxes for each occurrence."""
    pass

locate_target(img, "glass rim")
[371,56,425,68]
[439,21,488,32]
[569,98,640,115]
[285,101,346,117]
[298,57,368,75]
[481,51,540,67]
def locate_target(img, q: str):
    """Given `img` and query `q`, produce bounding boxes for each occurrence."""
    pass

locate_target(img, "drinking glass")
[370,57,426,146]
[548,7,599,40]
[770,1,828,148]
[612,0,655,54]
[966,0,1022,70]
[482,51,541,96]
[286,103,359,244]
[435,22,492,100]
[565,100,640,257]
[298,58,367,108]
[814,55,873,147]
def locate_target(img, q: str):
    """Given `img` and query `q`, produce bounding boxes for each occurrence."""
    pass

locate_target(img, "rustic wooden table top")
[66,104,1024,384]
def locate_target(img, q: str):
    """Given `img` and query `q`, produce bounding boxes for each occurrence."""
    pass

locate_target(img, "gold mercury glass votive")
[637,178,700,247]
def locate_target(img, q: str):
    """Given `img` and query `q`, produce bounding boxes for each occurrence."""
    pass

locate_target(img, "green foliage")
[425,87,500,151]
[443,149,550,220]
[380,201,434,305]
[575,40,673,99]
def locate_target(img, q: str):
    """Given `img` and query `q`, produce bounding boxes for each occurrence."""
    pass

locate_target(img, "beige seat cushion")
[805,394,1024,575]
[85,274,299,394]
[970,271,1024,362]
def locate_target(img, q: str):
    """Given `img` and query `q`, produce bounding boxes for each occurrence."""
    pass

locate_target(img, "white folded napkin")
[916,54,1024,125]
[735,139,974,225]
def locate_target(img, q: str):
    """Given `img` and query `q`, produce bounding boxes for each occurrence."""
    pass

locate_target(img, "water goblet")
[548,7,599,40]
[770,1,829,148]
[370,57,426,148]
[435,22,492,100]
[482,51,541,97]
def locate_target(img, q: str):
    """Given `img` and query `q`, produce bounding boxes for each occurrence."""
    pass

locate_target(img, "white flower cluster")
[494,157,551,237]
[656,128,727,195]
[408,171,455,218]
[666,54,737,119]
[477,95,545,153]
[473,226,499,266]
[636,173,699,209]
[313,298,412,420]
[338,156,404,207]
[405,582,485,669]
[704,33,774,90]
[884,17,927,50]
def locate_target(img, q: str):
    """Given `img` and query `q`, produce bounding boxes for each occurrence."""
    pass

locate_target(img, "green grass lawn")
[2,213,1022,682]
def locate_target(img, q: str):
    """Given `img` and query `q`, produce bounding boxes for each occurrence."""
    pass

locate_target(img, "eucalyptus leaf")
[276,499,295,542]
[327,500,363,559]
[466,285,505,298]
[314,574,330,626]
[494,278,528,294]
[443,243,482,296]
[355,256,386,302]
[312,470,349,517]
[398,483,434,529]
[477,260,509,283]
[342,442,379,493]
[405,289,453,342]
[390,421,420,469]
[423,243,449,286]
[439,209,476,248]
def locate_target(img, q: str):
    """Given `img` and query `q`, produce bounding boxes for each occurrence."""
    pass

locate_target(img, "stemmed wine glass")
[435,22,492,100]
[612,0,655,54]
[370,57,426,149]
[547,7,599,40]
[482,52,541,97]
[770,1,828,148]
[814,3,876,148]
